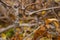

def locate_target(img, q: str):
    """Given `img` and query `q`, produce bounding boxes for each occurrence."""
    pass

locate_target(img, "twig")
[0,24,16,33]
[23,24,44,40]
[28,6,60,15]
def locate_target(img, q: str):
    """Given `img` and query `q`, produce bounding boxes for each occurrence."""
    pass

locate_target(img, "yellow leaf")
[55,0,60,2]
[54,22,59,27]
[16,28,20,31]
[24,26,28,30]
[40,37,51,40]
[1,33,6,39]
[41,11,46,15]
[19,21,23,24]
